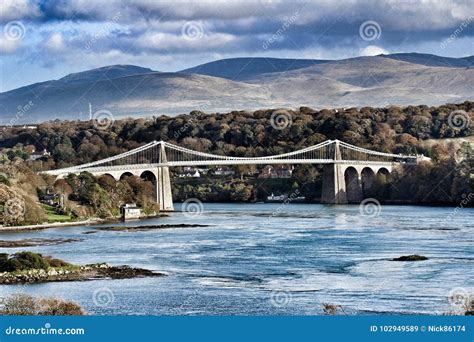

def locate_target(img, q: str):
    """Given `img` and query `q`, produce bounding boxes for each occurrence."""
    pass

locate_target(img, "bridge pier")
[157,166,174,211]
[156,143,174,211]
[321,140,348,204]
[321,163,348,204]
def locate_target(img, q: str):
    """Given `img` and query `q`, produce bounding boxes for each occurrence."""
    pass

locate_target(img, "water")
[0,203,473,315]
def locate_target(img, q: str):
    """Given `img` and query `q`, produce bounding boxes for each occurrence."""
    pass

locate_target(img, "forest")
[0,101,473,225]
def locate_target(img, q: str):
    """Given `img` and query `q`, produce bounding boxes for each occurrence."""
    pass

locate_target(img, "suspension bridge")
[44,140,427,210]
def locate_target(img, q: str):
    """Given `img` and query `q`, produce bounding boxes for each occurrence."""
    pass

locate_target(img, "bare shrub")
[323,303,343,315]
[0,294,84,315]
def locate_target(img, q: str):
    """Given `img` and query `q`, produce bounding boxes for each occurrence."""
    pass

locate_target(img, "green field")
[41,204,74,223]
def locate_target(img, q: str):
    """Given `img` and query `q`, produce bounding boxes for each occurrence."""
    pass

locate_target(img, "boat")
[266,193,288,203]
[266,193,306,203]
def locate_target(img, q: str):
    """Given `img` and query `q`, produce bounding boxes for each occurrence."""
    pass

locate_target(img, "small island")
[0,251,164,285]
[392,254,429,262]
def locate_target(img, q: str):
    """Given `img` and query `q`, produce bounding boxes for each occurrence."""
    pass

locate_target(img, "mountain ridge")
[1,53,473,124]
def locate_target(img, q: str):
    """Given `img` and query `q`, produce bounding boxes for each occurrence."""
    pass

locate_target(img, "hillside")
[0,54,473,124]
[179,57,329,80]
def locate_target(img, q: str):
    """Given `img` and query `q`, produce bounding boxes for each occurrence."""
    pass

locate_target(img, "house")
[258,165,273,178]
[121,203,141,220]
[178,167,202,178]
[214,166,235,176]
[273,165,294,178]
[258,165,294,179]
[40,193,61,206]
[39,187,63,206]
[196,168,209,176]
[29,149,51,161]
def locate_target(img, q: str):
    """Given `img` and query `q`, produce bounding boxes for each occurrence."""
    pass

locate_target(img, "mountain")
[59,65,155,83]
[0,72,272,123]
[0,54,473,124]
[179,57,329,80]
[381,53,474,68]
[244,56,474,108]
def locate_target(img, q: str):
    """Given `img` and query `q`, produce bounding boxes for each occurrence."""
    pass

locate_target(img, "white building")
[121,203,141,220]
[178,167,202,178]
[214,166,235,176]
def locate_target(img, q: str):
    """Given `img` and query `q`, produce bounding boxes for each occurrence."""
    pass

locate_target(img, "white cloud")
[360,45,389,56]
[43,33,66,52]
[136,29,237,52]
[1,0,473,92]
[0,37,20,54]
[0,0,41,22]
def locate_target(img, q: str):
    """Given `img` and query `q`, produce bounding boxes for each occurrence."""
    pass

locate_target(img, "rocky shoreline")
[0,263,165,285]
[0,219,103,232]
[0,238,83,247]
[96,224,211,232]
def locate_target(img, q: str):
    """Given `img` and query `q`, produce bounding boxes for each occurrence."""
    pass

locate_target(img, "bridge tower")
[321,140,348,204]
[157,142,174,211]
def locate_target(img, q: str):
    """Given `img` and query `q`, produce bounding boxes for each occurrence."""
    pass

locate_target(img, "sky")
[1,0,473,92]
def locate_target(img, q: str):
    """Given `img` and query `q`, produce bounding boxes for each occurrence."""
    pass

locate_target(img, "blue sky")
[1,0,473,92]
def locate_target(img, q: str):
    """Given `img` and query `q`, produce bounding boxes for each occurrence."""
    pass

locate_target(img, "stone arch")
[95,174,118,190]
[361,167,376,197]
[140,170,157,184]
[100,173,117,182]
[119,172,134,181]
[344,167,362,203]
[376,167,390,184]
[140,170,157,200]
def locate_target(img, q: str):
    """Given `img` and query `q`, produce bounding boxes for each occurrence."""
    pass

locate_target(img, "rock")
[392,254,428,261]
[0,264,164,284]
[48,269,58,276]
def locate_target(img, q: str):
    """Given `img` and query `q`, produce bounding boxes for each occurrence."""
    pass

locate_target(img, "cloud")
[26,1,472,29]
[0,0,41,22]
[360,45,389,56]
[1,0,473,92]
[43,32,66,52]
[136,28,239,53]
[0,37,20,54]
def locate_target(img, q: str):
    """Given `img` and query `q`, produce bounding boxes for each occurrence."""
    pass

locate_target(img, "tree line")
[0,101,472,209]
